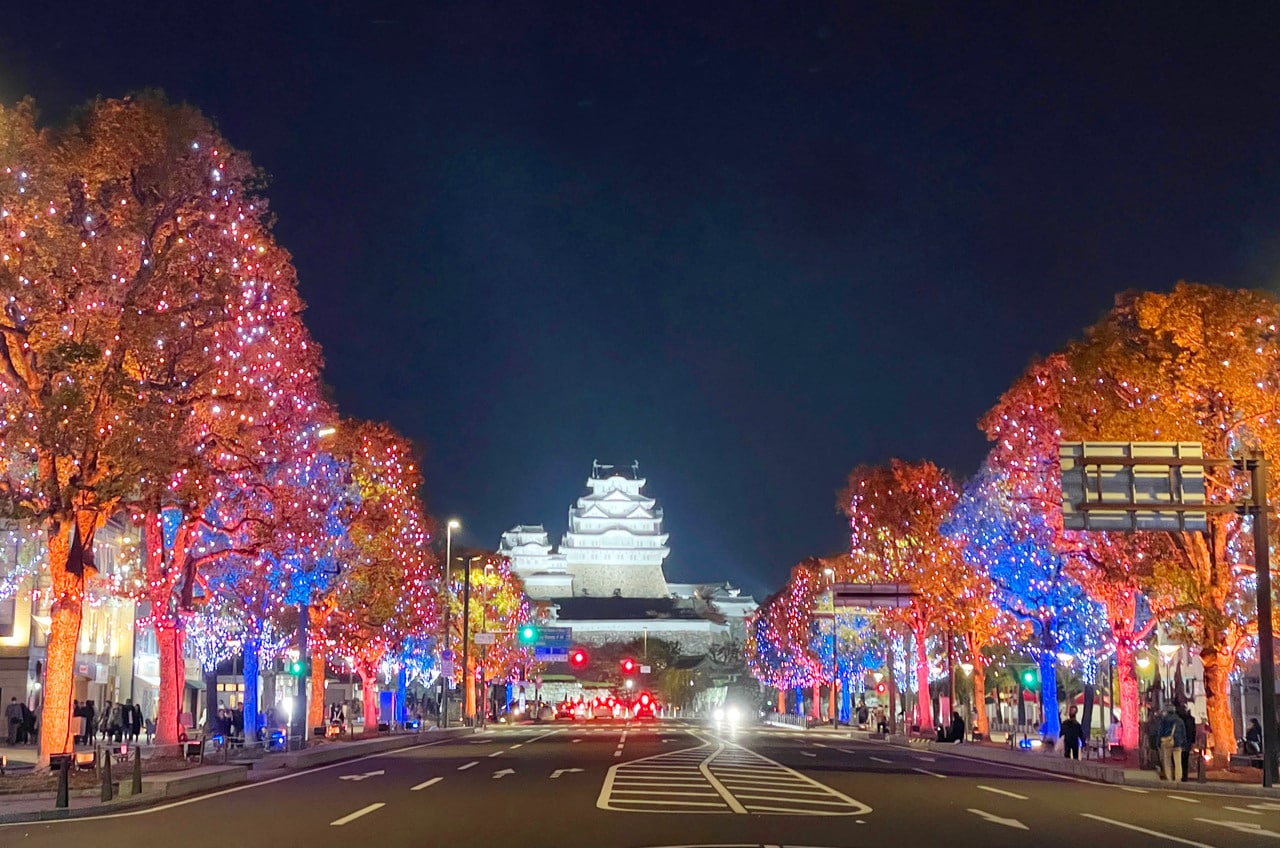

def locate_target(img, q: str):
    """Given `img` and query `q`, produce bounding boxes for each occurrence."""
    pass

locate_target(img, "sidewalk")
[0,726,473,824]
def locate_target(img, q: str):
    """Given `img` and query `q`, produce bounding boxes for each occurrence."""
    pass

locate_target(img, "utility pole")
[1251,456,1278,787]
[440,519,458,728]
[461,555,476,725]
[295,602,309,750]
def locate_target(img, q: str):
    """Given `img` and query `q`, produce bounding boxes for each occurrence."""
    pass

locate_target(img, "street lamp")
[439,519,460,728]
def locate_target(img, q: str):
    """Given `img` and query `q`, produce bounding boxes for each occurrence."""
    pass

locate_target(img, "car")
[710,701,755,728]
[633,692,658,720]
[554,703,576,721]
[591,700,613,720]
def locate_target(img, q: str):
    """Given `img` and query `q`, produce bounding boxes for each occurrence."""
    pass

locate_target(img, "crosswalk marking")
[597,737,872,816]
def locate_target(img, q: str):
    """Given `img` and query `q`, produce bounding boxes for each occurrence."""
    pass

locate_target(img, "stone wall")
[571,626,725,656]
[571,563,670,599]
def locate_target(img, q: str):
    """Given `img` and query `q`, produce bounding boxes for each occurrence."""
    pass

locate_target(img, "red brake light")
[640,693,651,705]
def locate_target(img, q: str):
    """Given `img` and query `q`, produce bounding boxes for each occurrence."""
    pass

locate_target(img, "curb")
[0,727,474,824]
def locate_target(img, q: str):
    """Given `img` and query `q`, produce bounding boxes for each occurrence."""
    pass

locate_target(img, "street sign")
[441,661,455,676]
[474,632,497,645]
[833,582,916,609]
[1060,441,1206,531]
[640,665,651,674]
[537,627,573,647]
[534,646,569,662]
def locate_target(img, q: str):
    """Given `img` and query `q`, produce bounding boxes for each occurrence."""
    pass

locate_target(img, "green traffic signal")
[517,625,539,645]
[1021,668,1036,687]
[288,659,306,676]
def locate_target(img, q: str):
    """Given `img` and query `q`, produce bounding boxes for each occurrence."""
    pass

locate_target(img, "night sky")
[5,4,1279,597]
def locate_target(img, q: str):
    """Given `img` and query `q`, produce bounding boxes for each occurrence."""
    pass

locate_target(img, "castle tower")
[559,461,670,598]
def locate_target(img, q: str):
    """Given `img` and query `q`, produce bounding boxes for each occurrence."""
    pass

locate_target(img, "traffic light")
[287,658,307,676]
[1021,668,1037,688]
[875,681,887,695]
[620,657,636,674]
[570,649,588,668]
[517,625,539,646]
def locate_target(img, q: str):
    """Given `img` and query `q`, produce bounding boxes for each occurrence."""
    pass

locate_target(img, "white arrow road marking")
[330,803,385,827]
[1224,806,1264,816]
[912,767,946,779]
[1195,818,1280,838]
[967,808,1028,830]
[869,756,892,764]
[458,761,478,771]
[978,785,1028,800]
[493,768,515,779]
[410,777,443,791]
[338,770,385,781]
[550,768,584,779]
[1082,813,1217,847]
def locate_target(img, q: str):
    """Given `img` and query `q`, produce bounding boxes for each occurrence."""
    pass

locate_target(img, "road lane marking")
[510,743,523,748]
[869,756,892,764]
[0,735,468,828]
[492,768,514,779]
[1168,795,1201,803]
[1120,787,1150,793]
[1082,813,1217,847]
[330,803,385,826]
[912,767,946,779]
[915,755,937,762]
[572,739,583,743]
[338,769,385,781]
[978,785,1028,800]
[550,768,583,779]
[1195,818,1280,837]
[1223,806,1263,815]
[967,808,1028,830]
[488,749,505,757]
[458,761,478,770]
[837,747,857,754]
[410,777,443,791]
[800,751,817,757]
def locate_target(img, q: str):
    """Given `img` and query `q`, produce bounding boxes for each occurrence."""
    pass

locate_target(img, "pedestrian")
[1177,703,1196,781]
[1061,705,1084,759]
[1158,703,1187,781]
[7,696,24,744]
[132,701,143,744]
[1247,718,1263,754]
[109,699,123,744]
[856,699,869,726]
[20,702,35,746]
[948,710,965,743]
[99,700,113,742]
[84,700,96,745]
[71,699,83,745]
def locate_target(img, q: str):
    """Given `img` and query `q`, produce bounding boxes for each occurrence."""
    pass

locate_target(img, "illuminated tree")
[947,464,1105,739]
[445,555,530,718]
[0,95,317,760]
[839,460,964,729]
[1050,283,1280,757]
[977,354,1171,748]
[322,421,438,731]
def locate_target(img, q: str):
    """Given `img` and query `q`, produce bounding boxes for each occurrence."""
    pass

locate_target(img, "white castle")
[500,461,670,599]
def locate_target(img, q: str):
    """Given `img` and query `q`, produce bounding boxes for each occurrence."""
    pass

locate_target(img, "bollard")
[1198,747,1207,783]
[132,744,143,795]
[55,756,69,809]
[101,747,113,801]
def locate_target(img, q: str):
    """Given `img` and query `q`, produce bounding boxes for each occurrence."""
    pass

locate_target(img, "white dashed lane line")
[410,777,443,791]
[330,803,385,827]
[457,761,478,771]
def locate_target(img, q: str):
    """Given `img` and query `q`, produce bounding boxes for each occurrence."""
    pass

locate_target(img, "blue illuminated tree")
[946,464,1104,739]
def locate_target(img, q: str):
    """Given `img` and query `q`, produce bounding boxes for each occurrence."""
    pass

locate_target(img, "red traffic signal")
[621,658,637,674]
[875,682,887,694]
[639,692,651,706]
[569,649,588,667]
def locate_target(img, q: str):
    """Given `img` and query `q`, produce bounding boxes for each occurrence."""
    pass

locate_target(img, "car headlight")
[726,706,741,724]
[713,707,725,721]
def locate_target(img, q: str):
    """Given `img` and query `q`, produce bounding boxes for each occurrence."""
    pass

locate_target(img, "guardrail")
[764,712,811,729]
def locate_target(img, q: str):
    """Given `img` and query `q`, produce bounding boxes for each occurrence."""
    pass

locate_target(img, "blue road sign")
[537,627,573,648]
[534,646,569,662]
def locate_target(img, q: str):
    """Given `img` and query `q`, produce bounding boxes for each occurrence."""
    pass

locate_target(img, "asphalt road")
[3,719,1278,847]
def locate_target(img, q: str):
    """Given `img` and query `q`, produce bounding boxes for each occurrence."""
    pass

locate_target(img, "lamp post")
[439,519,460,728]
[460,554,482,725]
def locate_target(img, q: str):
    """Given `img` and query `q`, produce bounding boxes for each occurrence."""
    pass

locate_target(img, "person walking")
[109,699,124,744]
[1158,703,1187,781]
[1177,703,1196,781]
[1061,705,1084,759]
[132,701,144,744]
[6,697,23,744]
[948,710,965,743]
[1247,718,1263,754]
[84,700,97,745]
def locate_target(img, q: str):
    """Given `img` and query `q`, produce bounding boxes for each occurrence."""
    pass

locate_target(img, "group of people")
[4,697,36,745]
[207,703,246,739]
[73,698,145,745]
[1155,701,1198,782]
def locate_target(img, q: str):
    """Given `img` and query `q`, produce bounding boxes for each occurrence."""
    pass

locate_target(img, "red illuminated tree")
[0,95,316,760]
[322,420,438,730]
[839,460,964,730]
